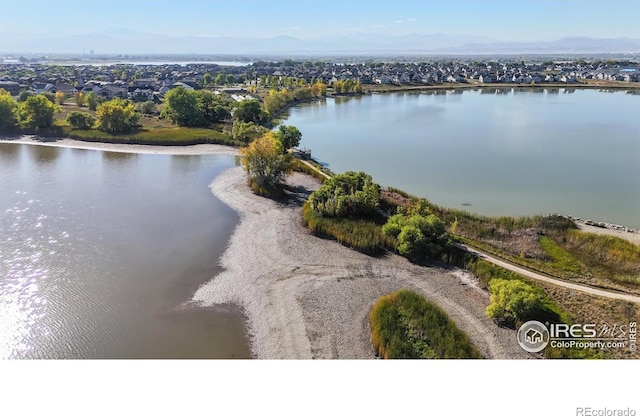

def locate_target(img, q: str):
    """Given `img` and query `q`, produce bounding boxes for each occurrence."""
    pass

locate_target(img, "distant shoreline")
[2,135,638,241]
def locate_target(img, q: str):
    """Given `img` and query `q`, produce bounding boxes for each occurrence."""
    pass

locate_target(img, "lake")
[282,88,640,229]
[0,144,251,359]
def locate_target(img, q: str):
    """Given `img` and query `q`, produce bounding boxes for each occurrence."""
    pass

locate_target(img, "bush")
[370,289,482,359]
[308,171,380,218]
[96,98,140,134]
[66,111,96,130]
[19,95,56,129]
[485,278,543,326]
[137,100,156,115]
[382,210,451,260]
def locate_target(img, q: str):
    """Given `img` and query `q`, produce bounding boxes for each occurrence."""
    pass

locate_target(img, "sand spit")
[192,167,531,359]
[0,135,239,156]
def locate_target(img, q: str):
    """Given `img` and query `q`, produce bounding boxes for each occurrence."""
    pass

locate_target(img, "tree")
[486,278,542,327]
[240,131,291,194]
[162,87,204,126]
[85,92,100,111]
[18,90,34,102]
[74,92,85,107]
[55,91,66,105]
[96,98,140,134]
[203,72,212,86]
[41,92,56,104]
[234,99,262,123]
[275,125,302,152]
[66,111,95,130]
[137,100,156,115]
[231,119,268,143]
[0,90,18,129]
[308,171,380,218]
[226,74,235,85]
[19,94,56,129]
[310,81,327,97]
[214,73,225,85]
[382,200,450,260]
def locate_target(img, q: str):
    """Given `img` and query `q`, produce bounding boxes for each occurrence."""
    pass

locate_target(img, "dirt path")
[459,244,640,304]
[192,167,531,359]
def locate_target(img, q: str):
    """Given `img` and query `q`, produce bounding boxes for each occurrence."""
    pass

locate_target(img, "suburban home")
[0,80,21,95]
[98,84,128,99]
[129,88,155,102]
[54,83,78,96]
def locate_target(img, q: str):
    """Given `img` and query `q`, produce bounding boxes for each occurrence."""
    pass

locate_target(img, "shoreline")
[192,166,531,359]
[3,135,637,243]
[0,135,239,156]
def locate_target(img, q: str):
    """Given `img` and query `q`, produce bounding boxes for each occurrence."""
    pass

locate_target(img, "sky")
[0,0,639,41]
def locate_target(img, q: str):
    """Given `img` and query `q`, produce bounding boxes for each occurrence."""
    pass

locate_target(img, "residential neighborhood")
[0,58,638,101]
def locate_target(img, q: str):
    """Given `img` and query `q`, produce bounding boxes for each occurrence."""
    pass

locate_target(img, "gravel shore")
[192,167,531,359]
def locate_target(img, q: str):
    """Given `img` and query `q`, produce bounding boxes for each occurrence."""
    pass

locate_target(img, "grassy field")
[44,102,245,146]
[369,289,482,359]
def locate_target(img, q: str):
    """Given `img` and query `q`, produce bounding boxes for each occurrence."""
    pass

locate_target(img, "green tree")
[18,90,34,102]
[0,90,18,129]
[19,94,56,129]
[137,100,156,115]
[486,278,542,327]
[41,92,56,104]
[214,73,225,85]
[308,171,380,218]
[66,111,96,130]
[96,98,140,134]
[234,99,262,123]
[226,74,235,85]
[85,92,100,111]
[203,72,212,86]
[231,119,268,143]
[240,131,291,194]
[275,125,302,152]
[162,87,204,126]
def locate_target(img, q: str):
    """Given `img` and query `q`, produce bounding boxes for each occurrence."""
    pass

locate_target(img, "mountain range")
[1,30,639,55]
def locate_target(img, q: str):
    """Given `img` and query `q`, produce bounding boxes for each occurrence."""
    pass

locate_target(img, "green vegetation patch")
[302,202,394,254]
[369,289,482,359]
[539,236,583,274]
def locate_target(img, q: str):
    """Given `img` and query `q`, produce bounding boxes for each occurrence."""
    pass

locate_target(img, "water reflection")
[28,145,60,165]
[0,142,20,163]
[102,151,137,163]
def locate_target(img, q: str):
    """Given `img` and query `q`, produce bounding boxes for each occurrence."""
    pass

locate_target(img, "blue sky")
[1,0,638,40]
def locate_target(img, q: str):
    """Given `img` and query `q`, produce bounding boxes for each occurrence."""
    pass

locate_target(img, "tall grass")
[290,158,328,183]
[66,126,244,146]
[561,230,640,283]
[369,289,482,359]
[302,202,395,254]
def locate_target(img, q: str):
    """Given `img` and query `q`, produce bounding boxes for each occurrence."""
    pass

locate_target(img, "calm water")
[283,88,640,229]
[0,144,251,359]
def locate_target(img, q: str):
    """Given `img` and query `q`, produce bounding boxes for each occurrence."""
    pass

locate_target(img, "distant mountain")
[0,30,638,55]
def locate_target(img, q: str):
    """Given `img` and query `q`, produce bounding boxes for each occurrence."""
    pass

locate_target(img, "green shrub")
[370,289,482,359]
[66,111,95,130]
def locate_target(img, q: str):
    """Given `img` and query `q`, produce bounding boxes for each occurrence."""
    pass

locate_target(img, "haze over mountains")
[1,30,639,55]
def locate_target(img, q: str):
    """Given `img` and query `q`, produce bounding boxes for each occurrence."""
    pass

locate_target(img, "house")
[134,78,158,88]
[32,82,57,94]
[98,84,128,99]
[0,81,21,95]
[130,88,155,102]
[54,83,78,96]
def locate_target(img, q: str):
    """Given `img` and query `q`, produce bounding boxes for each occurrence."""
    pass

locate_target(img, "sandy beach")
[192,167,531,359]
